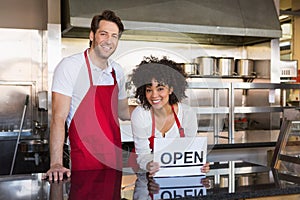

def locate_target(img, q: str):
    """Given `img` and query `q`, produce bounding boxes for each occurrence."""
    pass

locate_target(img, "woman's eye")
[157,87,165,91]
[146,89,152,93]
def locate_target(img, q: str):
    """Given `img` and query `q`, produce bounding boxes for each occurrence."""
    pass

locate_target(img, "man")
[44,10,130,181]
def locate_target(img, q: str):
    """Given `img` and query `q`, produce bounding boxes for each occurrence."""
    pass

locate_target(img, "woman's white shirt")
[131,103,198,171]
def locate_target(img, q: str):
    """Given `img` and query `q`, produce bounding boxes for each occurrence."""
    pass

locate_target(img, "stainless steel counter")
[1,161,300,200]
[0,174,49,200]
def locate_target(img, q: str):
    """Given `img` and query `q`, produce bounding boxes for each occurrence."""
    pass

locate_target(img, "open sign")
[153,175,207,199]
[153,137,207,177]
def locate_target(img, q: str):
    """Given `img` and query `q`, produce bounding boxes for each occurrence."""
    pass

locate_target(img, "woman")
[130,56,209,176]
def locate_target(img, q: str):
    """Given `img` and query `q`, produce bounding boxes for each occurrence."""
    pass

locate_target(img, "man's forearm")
[118,98,136,120]
[49,120,65,167]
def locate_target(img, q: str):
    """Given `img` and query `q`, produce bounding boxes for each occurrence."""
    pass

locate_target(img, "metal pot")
[236,59,255,76]
[217,57,235,76]
[194,56,217,76]
[178,63,197,75]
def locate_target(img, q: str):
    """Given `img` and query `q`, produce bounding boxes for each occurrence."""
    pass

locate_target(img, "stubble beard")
[93,41,115,60]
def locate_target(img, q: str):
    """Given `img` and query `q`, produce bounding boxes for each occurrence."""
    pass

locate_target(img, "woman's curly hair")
[130,56,188,110]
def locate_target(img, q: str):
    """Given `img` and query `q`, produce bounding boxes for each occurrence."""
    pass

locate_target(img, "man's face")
[90,20,120,59]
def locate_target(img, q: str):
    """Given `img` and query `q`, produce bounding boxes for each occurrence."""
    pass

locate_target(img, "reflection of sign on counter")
[153,137,207,177]
[153,175,207,199]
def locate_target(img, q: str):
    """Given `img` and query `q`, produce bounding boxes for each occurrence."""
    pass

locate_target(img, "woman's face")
[145,79,173,110]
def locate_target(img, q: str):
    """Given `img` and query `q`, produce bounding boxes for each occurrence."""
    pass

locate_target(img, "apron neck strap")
[151,104,185,137]
[84,49,117,86]
[84,49,93,86]
[171,104,185,137]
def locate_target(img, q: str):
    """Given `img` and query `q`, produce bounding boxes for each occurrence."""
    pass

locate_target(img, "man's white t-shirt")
[52,51,127,127]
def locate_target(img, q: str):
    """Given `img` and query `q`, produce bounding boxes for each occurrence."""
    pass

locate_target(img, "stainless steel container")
[217,57,235,76]
[194,56,217,76]
[238,175,254,186]
[236,59,255,76]
[178,63,197,75]
[220,176,228,187]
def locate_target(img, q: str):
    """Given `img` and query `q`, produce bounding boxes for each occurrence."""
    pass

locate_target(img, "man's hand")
[42,163,71,181]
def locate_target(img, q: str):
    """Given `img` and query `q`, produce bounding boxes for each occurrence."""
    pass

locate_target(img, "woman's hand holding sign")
[201,163,210,173]
[147,161,160,177]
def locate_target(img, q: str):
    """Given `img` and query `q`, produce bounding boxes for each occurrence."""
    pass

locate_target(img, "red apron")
[68,49,122,171]
[128,105,184,172]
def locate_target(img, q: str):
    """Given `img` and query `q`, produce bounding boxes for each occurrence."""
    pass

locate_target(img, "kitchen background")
[0,0,299,175]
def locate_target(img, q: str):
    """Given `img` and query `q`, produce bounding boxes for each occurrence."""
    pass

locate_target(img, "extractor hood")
[61,0,282,46]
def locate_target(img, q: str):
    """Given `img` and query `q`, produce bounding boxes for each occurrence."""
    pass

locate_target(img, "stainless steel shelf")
[188,81,231,89]
[194,107,229,114]
[0,130,32,137]
[188,75,257,79]
[232,82,300,90]
[188,81,300,144]
[0,81,36,86]
[234,106,284,113]
[188,82,300,90]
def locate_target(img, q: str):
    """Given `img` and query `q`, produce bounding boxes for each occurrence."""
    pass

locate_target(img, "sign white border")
[153,137,207,177]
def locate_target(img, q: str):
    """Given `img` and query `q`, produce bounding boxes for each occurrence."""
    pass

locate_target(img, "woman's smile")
[151,99,161,104]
